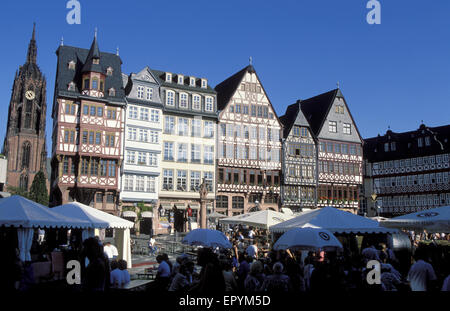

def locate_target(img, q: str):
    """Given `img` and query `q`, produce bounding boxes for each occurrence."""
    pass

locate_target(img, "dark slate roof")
[81,36,102,73]
[54,42,126,112]
[150,69,216,95]
[364,124,450,162]
[299,89,338,137]
[214,65,254,111]
[280,102,300,138]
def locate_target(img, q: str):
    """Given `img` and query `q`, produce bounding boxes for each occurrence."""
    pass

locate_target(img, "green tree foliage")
[28,171,49,206]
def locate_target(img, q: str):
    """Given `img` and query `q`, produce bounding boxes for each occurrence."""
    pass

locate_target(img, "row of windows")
[228,104,274,119]
[68,61,113,76]
[61,157,117,178]
[165,73,207,88]
[292,126,309,137]
[380,193,450,208]
[128,106,159,122]
[82,104,118,119]
[125,150,158,166]
[383,136,435,153]
[136,86,153,101]
[319,141,362,156]
[219,143,281,162]
[218,168,280,186]
[328,121,352,135]
[318,161,362,176]
[373,154,450,171]
[375,172,450,188]
[127,127,159,143]
[163,142,214,164]
[162,170,213,192]
[283,186,315,202]
[83,76,105,92]
[123,175,156,193]
[165,90,214,111]
[287,143,315,158]
[317,187,359,202]
[63,129,117,147]
[220,124,280,141]
[164,116,214,138]
[286,165,315,179]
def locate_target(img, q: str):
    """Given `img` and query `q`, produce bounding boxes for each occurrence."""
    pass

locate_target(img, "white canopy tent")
[380,206,450,233]
[52,202,134,268]
[270,206,398,234]
[0,195,91,261]
[220,210,294,229]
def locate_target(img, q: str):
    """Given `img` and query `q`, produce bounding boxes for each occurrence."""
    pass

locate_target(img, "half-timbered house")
[280,102,317,212]
[363,124,450,217]
[299,88,363,213]
[215,65,282,216]
[50,34,126,214]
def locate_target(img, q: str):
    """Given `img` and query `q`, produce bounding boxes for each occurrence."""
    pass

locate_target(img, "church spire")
[26,23,37,64]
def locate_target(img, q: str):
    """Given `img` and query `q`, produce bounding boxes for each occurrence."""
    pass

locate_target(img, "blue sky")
[1,0,449,150]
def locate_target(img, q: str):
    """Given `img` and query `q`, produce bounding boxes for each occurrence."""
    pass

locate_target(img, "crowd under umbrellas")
[0,194,449,292]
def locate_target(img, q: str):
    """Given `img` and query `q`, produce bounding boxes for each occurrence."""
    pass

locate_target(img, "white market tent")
[220,210,294,229]
[0,195,91,261]
[270,206,398,234]
[380,206,450,233]
[52,202,134,268]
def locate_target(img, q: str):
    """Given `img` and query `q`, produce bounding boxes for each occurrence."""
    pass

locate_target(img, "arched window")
[21,142,31,169]
[19,174,28,191]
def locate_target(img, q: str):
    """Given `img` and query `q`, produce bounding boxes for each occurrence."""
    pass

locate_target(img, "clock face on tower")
[25,90,35,100]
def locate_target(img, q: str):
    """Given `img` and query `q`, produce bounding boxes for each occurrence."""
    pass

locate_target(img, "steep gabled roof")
[280,102,299,138]
[299,89,338,137]
[214,65,254,111]
[280,100,315,139]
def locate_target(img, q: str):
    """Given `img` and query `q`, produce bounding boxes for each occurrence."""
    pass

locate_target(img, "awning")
[122,211,137,218]
[141,211,154,218]
[189,203,200,210]
[175,203,187,210]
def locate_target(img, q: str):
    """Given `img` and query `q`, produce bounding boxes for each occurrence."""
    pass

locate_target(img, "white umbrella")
[273,227,343,251]
[270,206,397,234]
[380,206,450,233]
[220,210,293,229]
[182,229,232,248]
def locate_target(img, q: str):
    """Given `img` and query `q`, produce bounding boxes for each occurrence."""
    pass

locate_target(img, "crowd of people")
[148,226,450,292]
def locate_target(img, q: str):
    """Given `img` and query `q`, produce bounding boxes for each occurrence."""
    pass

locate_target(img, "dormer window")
[201,79,207,88]
[178,75,184,85]
[68,81,76,91]
[190,77,196,87]
[84,78,90,90]
[425,136,431,146]
[106,67,113,76]
[109,88,116,96]
[166,73,172,83]
[93,58,100,65]
[166,90,175,106]
[68,61,76,70]
[180,93,188,108]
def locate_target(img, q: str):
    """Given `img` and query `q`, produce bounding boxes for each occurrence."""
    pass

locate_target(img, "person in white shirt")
[248,228,255,239]
[246,240,258,259]
[103,242,118,261]
[407,249,437,291]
